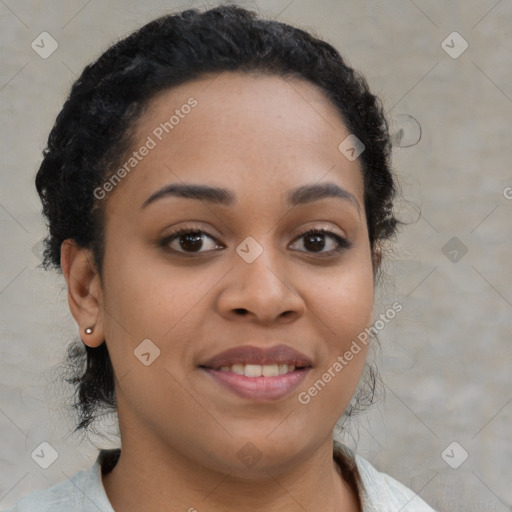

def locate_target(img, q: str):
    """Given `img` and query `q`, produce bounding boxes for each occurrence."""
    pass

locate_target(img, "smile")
[218,363,297,377]
[200,344,313,401]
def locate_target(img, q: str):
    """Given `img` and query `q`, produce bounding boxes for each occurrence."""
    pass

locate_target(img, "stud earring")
[85,327,94,335]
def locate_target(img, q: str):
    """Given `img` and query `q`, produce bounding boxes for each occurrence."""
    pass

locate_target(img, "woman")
[6,5,435,511]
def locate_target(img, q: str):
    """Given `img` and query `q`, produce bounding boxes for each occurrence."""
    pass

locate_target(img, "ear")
[372,243,382,279]
[61,239,104,348]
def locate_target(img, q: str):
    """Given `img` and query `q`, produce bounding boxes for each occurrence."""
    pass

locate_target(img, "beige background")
[1,1,511,510]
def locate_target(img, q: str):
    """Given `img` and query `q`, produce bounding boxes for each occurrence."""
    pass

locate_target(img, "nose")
[216,246,306,325]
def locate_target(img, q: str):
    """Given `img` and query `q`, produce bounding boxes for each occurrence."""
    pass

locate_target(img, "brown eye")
[161,228,223,254]
[177,232,205,252]
[289,229,351,255]
[303,232,327,252]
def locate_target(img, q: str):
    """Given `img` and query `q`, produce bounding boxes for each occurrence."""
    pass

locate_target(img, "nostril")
[234,308,248,315]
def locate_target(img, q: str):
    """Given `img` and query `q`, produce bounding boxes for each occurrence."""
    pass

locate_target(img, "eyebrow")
[142,183,234,208]
[289,182,360,215]
[141,182,361,215]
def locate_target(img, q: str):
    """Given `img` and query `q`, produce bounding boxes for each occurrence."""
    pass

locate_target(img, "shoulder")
[334,442,437,512]
[3,451,115,512]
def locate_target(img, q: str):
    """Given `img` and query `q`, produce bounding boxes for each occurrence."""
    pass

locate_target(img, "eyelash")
[159,225,352,257]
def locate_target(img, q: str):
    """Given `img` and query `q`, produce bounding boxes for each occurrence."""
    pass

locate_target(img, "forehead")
[104,71,364,214]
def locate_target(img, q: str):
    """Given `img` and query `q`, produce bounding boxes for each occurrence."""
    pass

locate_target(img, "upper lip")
[200,344,313,370]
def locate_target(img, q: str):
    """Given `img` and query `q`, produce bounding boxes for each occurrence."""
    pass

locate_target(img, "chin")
[202,432,319,478]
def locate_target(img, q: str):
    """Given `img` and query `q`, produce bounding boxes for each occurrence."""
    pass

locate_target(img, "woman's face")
[98,72,375,474]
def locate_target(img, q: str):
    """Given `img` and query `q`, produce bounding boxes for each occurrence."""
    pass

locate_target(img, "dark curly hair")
[36,4,398,434]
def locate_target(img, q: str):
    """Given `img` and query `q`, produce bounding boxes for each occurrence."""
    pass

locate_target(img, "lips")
[199,344,312,401]
[200,344,313,369]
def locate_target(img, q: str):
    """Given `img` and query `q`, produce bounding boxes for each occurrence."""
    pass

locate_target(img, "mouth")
[199,344,312,401]
[214,362,300,377]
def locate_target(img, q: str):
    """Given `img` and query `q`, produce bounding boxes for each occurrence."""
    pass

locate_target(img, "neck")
[102,432,360,512]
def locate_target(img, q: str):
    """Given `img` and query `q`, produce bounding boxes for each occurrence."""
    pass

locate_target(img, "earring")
[85,327,94,335]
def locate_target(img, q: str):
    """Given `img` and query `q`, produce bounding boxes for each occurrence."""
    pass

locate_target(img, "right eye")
[160,227,224,254]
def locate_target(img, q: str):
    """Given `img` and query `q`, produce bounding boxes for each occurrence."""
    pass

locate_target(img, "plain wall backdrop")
[1,1,511,510]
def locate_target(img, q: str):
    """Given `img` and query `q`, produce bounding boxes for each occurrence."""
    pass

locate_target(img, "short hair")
[36,5,397,433]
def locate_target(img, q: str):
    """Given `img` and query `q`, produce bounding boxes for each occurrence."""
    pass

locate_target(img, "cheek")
[311,253,375,341]
[99,243,225,364]
[335,281,373,342]
[299,251,374,403]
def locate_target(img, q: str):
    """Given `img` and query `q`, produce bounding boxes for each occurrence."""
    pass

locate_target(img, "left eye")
[289,229,350,255]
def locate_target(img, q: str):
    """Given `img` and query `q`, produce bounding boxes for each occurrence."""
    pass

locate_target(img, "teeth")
[218,363,296,377]
[232,364,244,375]
[278,364,289,375]
[244,364,262,377]
[262,364,278,377]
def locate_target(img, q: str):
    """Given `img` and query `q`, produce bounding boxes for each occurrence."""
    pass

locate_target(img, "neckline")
[97,442,364,510]
[333,441,365,511]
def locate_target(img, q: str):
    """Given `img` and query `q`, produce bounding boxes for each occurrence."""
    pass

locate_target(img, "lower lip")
[202,367,311,401]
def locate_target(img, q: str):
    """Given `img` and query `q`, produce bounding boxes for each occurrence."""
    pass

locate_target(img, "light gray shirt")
[4,446,436,511]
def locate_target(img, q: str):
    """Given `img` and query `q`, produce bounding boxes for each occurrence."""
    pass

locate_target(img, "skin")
[62,72,378,512]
